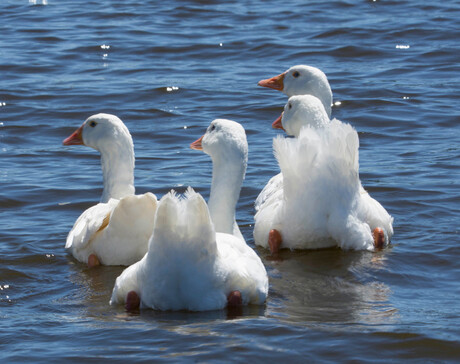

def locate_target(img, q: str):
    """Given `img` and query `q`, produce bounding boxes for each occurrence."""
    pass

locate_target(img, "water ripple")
[0,0,459,361]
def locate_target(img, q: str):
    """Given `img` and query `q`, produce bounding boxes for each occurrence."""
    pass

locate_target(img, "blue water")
[1,0,459,361]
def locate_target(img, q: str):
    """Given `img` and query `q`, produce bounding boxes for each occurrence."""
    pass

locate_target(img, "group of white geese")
[63,65,394,312]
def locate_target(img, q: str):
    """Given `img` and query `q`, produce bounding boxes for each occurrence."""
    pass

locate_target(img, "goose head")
[258,65,332,117]
[190,119,248,167]
[63,113,135,202]
[63,113,133,154]
[272,95,330,137]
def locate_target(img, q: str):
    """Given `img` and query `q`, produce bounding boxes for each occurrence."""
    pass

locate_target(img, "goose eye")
[89,121,97,127]
[288,103,292,109]
[292,71,300,78]
[209,124,216,132]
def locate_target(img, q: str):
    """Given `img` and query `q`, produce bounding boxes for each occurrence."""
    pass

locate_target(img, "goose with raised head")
[63,114,157,267]
[254,96,393,255]
[190,119,248,240]
[111,120,268,311]
[258,64,333,117]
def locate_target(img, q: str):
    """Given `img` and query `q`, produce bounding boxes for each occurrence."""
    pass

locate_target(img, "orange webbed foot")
[125,291,140,311]
[373,227,385,249]
[268,229,282,257]
[227,290,242,307]
[87,254,100,268]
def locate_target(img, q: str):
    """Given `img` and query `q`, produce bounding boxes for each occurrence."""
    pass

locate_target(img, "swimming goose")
[63,114,157,267]
[254,96,393,254]
[110,120,268,311]
[258,64,333,117]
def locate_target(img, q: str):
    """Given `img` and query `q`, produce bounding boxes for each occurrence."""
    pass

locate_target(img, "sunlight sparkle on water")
[29,0,48,5]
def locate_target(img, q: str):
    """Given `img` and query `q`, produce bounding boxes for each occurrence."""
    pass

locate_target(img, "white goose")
[63,113,157,267]
[258,64,333,117]
[190,119,248,240]
[110,120,268,311]
[253,96,393,254]
[254,95,330,212]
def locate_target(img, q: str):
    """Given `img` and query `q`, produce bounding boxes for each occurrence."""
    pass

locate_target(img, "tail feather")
[275,120,361,200]
[327,119,359,173]
[150,189,216,256]
[141,188,220,310]
[273,129,320,201]
[184,188,215,249]
[151,191,180,250]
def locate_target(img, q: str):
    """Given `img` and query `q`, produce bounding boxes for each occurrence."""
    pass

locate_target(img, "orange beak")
[258,72,286,91]
[190,134,204,151]
[63,124,84,146]
[272,113,285,130]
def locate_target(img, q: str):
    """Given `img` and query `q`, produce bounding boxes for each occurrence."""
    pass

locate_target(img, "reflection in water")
[67,257,266,324]
[2,0,459,359]
[261,247,399,328]
[67,259,125,318]
[67,246,396,329]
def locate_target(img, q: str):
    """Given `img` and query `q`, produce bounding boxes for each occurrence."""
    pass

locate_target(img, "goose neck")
[208,154,246,236]
[99,142,135,203]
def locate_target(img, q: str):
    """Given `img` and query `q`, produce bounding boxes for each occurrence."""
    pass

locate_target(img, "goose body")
[63,114,157,266]
[254,96,393,251]
[111,119,268,311]
[111,189,268,311]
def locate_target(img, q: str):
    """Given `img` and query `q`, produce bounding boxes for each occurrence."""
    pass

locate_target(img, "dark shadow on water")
[134,304,265,323]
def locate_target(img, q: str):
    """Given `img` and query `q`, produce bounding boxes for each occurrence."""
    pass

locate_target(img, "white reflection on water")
[263,248,399,329]
[29,0,48,5]
[67,244,398,332]
[67,257,265,324]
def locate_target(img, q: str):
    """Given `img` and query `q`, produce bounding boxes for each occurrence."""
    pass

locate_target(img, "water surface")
[1,0,459,361]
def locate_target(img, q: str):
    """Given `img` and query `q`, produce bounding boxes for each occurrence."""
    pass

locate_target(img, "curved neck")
[208,153,246,237]
[99,140,135,203]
